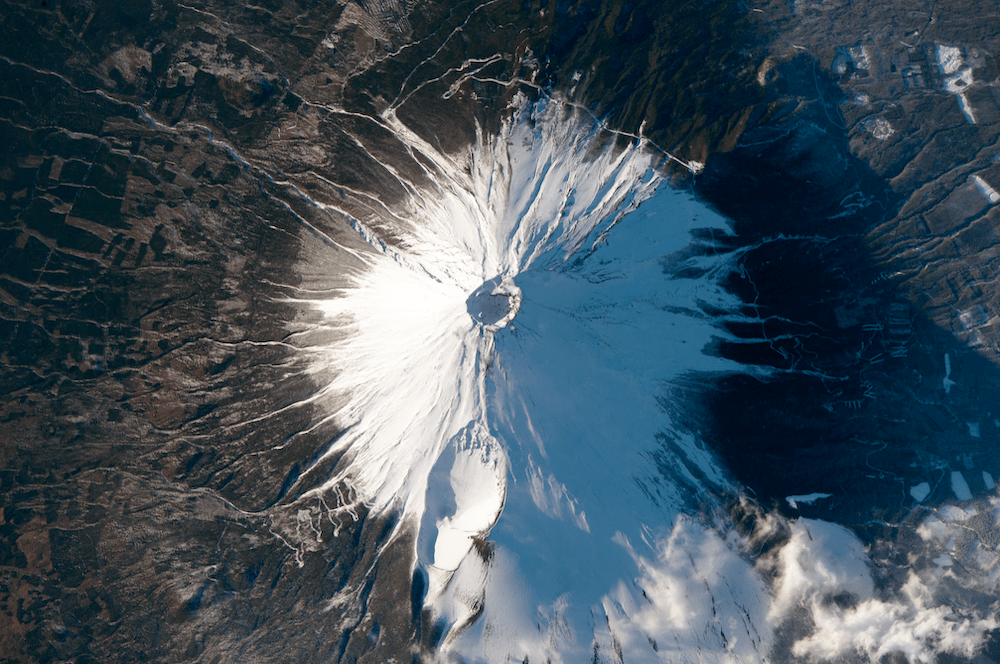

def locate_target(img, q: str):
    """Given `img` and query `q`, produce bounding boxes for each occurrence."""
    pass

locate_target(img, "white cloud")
[766,518,998,663]
[768,519,874,621]
[792,572,997,663]
[605,518,772,664]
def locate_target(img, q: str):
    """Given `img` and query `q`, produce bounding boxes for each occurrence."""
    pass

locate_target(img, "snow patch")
[934,553,954,568]
[943,64,972,89]
[952,471,973,501]
[848,44,870,71]
[786,492,833,509]
[956,92,977,124]
[940,504,975,522]
[937,45,964,75]
[862,117,894,140]
[911,482,932,502]
[943,353,956,393]
[973,175,1000,204]
[918,515,951,542]
[526,459,590,532]
[935,46,977,123]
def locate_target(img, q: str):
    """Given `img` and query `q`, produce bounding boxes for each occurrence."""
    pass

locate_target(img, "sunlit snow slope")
[288,100,998,663]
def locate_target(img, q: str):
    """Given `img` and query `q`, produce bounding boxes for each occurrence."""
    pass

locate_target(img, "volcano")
[5,0,1000,662]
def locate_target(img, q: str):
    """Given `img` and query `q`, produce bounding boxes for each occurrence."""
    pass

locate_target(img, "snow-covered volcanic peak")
[286,100,1000,663]
[299,99,686,514]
